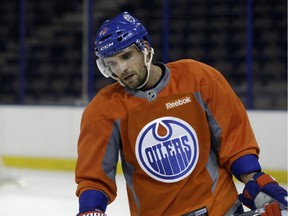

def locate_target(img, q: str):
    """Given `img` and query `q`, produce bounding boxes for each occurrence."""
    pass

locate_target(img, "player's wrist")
[230,154,261,181]
[240,172,258,184]
[79,190,108,213]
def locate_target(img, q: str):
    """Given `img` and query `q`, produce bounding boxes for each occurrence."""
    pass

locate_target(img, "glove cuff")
[230,154,261,181]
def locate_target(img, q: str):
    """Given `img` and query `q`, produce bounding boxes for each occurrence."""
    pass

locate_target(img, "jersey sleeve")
[75,96,121,204]
[198,62,260,173]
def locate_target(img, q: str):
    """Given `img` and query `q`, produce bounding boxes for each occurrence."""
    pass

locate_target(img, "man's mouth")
[123,74,135,81]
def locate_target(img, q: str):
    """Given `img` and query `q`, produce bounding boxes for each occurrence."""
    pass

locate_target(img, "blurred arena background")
[0,0,286,109]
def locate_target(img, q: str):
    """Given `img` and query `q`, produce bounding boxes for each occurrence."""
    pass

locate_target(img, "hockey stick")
[232,203,287,216]
[232,208,262,216]
[233,209,288,216]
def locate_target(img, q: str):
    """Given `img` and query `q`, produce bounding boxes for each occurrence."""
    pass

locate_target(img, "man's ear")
[143,40,152,56]
[143,40,150,49]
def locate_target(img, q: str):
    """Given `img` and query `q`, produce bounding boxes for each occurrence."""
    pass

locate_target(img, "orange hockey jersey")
[75,59,260,215]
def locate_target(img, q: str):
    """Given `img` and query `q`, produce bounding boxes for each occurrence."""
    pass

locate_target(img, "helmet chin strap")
[136,47,154,89]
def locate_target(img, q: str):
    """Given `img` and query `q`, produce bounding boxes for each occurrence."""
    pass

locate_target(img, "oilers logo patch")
[136,117,199,183]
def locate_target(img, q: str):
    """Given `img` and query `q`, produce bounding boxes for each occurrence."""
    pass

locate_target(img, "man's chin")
[123,80,141,90]
[124,82,138,90]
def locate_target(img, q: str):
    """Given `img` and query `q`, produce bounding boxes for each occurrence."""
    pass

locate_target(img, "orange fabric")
[243,189,253,200]
[261,202,281,216]
[75,59,260,215]
[257,174,278,188]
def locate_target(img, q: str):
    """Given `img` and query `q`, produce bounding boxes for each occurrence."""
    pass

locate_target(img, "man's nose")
[117,62,128,74]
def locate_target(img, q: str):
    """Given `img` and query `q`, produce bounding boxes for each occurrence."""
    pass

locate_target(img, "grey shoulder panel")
[102,120,121,182]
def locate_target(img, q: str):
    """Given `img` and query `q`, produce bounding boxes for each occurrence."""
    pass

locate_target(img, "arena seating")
[0,0,286,109]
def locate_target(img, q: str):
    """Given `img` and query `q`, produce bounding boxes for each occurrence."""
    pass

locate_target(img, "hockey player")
[75,12,287,216]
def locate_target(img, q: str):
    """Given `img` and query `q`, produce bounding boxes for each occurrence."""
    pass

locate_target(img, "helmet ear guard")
[135,39,146,52]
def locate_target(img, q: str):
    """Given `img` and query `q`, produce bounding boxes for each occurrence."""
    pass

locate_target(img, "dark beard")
[136,69,149,90]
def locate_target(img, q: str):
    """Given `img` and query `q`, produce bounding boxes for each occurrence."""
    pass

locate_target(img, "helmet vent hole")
[117,33,128,42]
[100,34,111,42]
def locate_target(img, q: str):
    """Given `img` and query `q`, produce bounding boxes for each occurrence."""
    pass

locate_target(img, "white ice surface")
[0,168,286,215]
[0,168,129,215]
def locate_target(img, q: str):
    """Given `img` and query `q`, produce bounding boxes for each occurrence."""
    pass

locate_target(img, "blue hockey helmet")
[95,12,154,89]
[94,12,151,59]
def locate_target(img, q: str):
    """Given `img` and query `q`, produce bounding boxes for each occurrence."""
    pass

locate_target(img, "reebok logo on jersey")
[136,117,199,183]
[166,96,191,110]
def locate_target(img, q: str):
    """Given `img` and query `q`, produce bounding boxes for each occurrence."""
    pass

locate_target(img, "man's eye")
[122,53,131,60]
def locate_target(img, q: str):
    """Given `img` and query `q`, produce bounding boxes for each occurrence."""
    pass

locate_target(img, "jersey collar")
[125,62,170,101]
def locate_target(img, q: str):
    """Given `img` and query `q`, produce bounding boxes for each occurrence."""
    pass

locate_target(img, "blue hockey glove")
[238,172,288,211]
